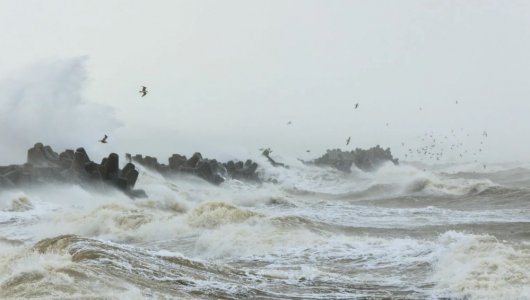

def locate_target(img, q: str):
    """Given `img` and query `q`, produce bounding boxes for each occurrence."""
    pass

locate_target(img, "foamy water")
[1,158,529,299]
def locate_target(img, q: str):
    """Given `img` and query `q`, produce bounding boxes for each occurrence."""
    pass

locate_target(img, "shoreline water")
[1,150,529,299]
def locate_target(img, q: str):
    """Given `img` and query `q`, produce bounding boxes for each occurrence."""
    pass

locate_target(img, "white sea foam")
[1,157,529,299]
[430,231,530,300]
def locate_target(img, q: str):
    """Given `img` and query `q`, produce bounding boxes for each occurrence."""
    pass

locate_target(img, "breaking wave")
[1,153,529,298]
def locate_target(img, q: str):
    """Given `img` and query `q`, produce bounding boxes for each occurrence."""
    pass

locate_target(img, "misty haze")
[0,1,529,299]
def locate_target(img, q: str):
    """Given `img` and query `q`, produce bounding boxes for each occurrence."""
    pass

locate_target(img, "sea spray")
[0,57,121,165]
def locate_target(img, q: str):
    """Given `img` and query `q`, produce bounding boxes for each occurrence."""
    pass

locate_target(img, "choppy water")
[1,156,529,299]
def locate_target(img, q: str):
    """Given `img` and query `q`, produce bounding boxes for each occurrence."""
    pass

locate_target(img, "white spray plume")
[0,57,121,164]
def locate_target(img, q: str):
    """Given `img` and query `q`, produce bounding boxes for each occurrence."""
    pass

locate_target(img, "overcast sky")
[1,0,530,164]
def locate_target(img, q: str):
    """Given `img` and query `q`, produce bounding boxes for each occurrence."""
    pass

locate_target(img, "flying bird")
[346,137,351,145]
[139,86,148,97]
[99,134,108,144]
[287,121,292,125]
[354,103,359,109]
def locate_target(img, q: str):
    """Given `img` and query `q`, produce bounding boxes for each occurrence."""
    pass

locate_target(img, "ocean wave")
[1,161,529,299]
[430,231,530,300]
[187,201,259,228]
[0,235,267,299]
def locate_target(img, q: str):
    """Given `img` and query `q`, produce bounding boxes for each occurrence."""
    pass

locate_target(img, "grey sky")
[1,1,530,164]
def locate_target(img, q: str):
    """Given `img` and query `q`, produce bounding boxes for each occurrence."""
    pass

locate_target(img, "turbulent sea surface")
[1,156,529,299]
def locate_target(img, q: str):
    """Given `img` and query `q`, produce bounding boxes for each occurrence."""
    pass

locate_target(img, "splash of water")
[0,57,121,164]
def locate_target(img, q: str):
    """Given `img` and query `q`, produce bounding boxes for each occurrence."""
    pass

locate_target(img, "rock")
[124,169,139,188]
[133,151,260,184]
[132,155,163,172]
[27,143,58,166]
[168,154,187,170]
[143,156,158,169]
[121,163,139,187]
[2,144,145,198]
[310,145,398,172]
[222,159,260,181]
[225,161,236,173]
[114,177,129,190]
[43,146,59,161]
[72,150,89,172]
[122,163,135,176]
[32,166,64,182]
[245,162,258,175]
[0,165,18,176]
[196,160,224,185]
[75,148,90,164]
[262,149,288,168]
[0,175,15,188]
[3,168,32,185]
[85,161,99,174]
[184,152,202,168]
[59,150,74,161]
[99,153,119,180]
[133,154,143,162]
[57,149,74,168]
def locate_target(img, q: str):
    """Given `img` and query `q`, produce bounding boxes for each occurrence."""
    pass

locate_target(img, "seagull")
[456,100,459,104]
[287,121,292,125]
[306,150,311,153]
[354,103,359,109]
[99,134,108,144]
[483,131,488,137]
[139,86,148,97]
[346,137,351,145]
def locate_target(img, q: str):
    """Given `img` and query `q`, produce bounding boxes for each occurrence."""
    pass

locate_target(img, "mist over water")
[1,150,530,299]
[0,38,529,300]
[0,58,121,164]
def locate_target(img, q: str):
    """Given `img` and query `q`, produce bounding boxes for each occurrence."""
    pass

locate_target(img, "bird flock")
[288,101,490,167]
[401,128,489,168]
[101,90,489,168]
[400,101,489,166]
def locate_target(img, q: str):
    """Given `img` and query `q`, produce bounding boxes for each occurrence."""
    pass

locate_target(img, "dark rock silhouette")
[309,145,398,172]
[262,149,288,168]
[132,152,260,184]
[0,143,145,198]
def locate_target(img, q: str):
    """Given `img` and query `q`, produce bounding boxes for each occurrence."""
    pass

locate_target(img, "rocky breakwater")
[311,145,399,172]
[0,143,146,198]
[130,152,260,185]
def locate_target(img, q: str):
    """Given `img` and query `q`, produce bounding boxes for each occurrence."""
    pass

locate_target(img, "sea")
[1,155,529,299]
